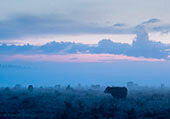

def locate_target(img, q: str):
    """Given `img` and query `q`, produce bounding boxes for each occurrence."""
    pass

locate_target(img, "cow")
[28,85,33,92]
[66,85,74,91]
[104,86,128,100]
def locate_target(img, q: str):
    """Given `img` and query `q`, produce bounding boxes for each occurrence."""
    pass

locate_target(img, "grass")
[0,86,170,119]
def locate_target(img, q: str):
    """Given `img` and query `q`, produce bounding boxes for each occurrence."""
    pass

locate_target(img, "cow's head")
[104,86,111,93]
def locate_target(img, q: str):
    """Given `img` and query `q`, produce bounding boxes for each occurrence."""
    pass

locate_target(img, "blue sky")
[0,0,170,87]
[1,61,170,87]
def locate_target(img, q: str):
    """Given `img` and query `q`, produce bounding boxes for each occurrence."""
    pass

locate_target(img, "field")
[0,86,170,119]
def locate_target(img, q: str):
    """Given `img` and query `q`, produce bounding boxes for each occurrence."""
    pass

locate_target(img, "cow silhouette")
[104,86,128,100]
[28,85,33,92]
[66,85,74,91]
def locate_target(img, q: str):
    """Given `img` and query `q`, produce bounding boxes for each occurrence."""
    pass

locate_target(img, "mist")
[0,61,169,87]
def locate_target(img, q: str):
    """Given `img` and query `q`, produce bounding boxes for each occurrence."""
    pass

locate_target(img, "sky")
[1,0,170,43]
[0,0,170,87]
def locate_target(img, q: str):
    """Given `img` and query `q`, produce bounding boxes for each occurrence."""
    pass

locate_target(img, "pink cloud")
[0,54,166,62]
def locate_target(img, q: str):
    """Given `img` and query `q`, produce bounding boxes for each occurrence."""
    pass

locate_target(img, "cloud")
[127,30,169,59]
[1,0,170,25]
[142,18,160,25]
[0,64,31,69]
[0,28,170,60]
[0,15,126,39]
[138,19,170,33]
[91,39,130,54]
[0,15,80,39]
[0,16,169,40]
[113,23,127,27]
[0,15,170,60]
[0,54,165,63]
[152,24,170,33]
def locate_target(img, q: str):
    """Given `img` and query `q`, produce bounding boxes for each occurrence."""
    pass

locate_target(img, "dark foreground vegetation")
[0,85,170,119]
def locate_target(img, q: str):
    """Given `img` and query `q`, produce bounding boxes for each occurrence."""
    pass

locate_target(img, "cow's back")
[105,86,128,100]
[110,87,127,99]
